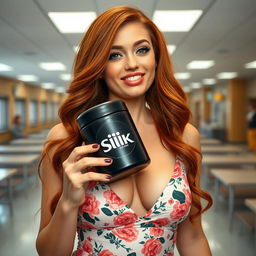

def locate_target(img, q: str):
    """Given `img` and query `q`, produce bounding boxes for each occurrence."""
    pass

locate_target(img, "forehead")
[112,21,151,46]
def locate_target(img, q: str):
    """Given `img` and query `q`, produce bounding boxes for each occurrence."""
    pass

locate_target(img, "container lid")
[77,100,127,128]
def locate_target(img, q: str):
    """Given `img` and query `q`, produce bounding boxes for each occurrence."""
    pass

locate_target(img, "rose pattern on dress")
[73,158,191,256]
[103,190,126,210]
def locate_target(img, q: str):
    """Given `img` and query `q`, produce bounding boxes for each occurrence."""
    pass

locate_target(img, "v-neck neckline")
[101,157,179,219]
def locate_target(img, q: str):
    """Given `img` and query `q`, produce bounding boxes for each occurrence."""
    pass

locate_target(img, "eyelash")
[109,46,150,60]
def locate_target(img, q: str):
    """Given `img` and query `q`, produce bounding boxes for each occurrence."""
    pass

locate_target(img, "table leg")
[23,165,29,184]
[214,178,220,211]
[7,177,13,217]
[228,185,235,231]
[23,165,29,197]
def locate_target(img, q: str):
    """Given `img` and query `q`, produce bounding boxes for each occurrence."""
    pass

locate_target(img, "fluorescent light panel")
[190,82,202,89]
[153,10,202,32]
[216,72,237,79]
[55,87,66,93]
[167,45,176,55]
[39,62,66,71]
[0,63,13,71]
[17,75,38,82]
[203,78,217,85]
[41,83,55,89]
[245,60,256,69]
[60,74,71,81]
[174,72,191,80]
[48,12,97,33]
[183,87,191,93]
[187,60,215,69]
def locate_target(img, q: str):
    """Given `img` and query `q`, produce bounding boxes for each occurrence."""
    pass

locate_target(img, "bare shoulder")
[46,123,68,141]
[182,123,201,151]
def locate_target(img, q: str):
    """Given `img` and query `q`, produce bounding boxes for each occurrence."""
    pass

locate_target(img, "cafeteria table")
[245,198,256,245]
[211,169,256,231]
[201,145,245,154]
[0,145,43,154]
[201,138,222,145]
[202,153,256,181]
[0,168,19,216]
[10,138,45,145]
[0,154,40,188]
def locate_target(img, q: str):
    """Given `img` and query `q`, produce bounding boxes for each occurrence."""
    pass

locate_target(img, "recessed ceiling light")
[39,62,66,71]
[183,87,192,93]
[245,60,256,69]
[55,87,66,93]
[187,60,215,69]
[216,72,237,79]
[17,75,38,82]
[167,45,176,55]
[202,78,217,85]
[190,82,202,89]
[48,12,97,33]
[60,74,71,81]
[41,83,55,89]
[153,10,202,32]
[0,63,13,71]
[174,72,191,80]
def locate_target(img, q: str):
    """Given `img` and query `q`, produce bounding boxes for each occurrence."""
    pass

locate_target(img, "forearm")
[177,234,212,256]
[36,196,79,256]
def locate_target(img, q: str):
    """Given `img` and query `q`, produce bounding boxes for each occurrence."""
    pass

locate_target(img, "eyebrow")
[111,39,150,50]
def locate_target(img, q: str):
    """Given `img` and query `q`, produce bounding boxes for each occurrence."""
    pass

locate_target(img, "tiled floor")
[0,176,255,256]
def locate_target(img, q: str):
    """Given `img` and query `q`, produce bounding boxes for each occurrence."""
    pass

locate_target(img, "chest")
[107,126,176,214]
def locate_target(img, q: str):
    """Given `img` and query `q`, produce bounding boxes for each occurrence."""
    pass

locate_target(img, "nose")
[124,54,138,70]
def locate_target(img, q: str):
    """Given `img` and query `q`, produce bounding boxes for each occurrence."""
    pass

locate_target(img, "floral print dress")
[73,158,192,256]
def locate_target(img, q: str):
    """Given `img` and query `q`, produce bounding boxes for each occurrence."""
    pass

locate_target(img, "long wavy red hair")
[39,6,212,221]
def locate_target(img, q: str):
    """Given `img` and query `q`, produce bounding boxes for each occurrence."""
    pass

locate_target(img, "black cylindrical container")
[76,101,150,181]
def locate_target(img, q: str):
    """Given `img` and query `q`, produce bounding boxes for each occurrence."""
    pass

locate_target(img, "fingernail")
[105,175,112,180]
[104,159,112,163]
[92,144,99,149]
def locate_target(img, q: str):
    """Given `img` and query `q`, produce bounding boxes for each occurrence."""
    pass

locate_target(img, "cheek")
[143,55,156,71]
[104,63,122,80]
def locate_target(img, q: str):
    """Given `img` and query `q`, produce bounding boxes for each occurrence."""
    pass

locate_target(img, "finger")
[68,144,100,162]
[80,171,112,183]
[74,157,113,173]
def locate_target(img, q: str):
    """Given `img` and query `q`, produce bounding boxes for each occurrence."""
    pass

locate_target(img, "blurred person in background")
[246,100,256,151]
[11,115,27,139]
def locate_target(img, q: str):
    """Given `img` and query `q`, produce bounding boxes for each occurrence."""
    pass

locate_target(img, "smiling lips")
[121,72,145,86]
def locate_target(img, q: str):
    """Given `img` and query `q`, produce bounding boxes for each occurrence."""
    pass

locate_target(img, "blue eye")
[137,47,150,55]
[109,52,122,60]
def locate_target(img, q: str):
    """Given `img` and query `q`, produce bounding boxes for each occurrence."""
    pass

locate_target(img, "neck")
[109,96,152,125]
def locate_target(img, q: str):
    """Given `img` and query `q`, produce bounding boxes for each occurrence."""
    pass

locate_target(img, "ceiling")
[0,0,256,92]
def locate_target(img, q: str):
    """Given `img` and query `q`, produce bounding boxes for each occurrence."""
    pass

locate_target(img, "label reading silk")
[96,120,136,158]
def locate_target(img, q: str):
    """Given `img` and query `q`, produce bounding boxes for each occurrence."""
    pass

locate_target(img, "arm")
[36,123,113,256]
[176,123,212,256]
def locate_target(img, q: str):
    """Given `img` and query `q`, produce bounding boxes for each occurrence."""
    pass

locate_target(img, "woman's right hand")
[61,143,112,209]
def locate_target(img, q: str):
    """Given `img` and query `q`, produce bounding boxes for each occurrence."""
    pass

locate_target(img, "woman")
[36,6,212,256]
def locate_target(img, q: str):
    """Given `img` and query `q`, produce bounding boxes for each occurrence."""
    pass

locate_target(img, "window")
[0,97,8,132]
[49,102,56,121]
[41,102,47,123]
[15,99,26,125]
[29,100,38,126]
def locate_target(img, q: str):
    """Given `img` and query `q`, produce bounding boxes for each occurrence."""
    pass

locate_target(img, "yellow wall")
[0,76,66,143]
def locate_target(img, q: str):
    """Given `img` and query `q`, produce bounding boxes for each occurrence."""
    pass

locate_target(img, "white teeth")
[124,75,142,81]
